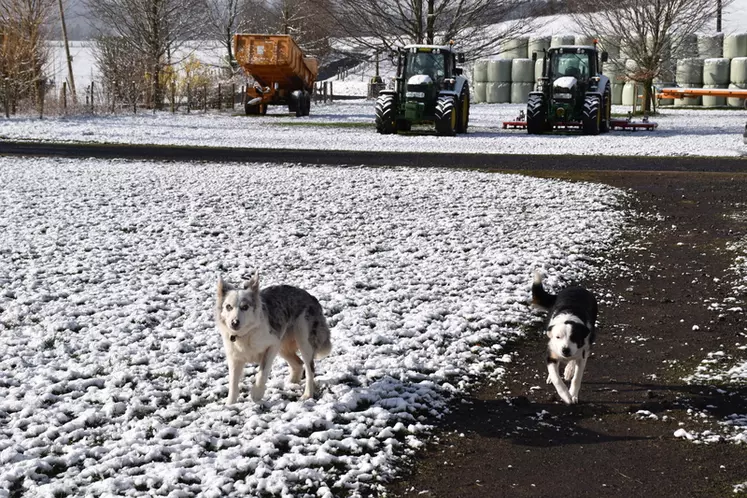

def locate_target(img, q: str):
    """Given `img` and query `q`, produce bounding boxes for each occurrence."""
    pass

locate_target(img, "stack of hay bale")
[473,61,488,103]
[486,59,512,103]
[675,57,704,106]
[725,33,747,107]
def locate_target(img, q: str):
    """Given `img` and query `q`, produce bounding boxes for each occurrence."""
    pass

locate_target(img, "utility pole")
[717,0,722,32]
[58,0,76,104]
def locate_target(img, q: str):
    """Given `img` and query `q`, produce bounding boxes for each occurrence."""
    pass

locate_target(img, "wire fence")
[1,78,342,118]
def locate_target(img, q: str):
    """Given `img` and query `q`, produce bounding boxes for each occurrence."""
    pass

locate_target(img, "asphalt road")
[1,140,747,171]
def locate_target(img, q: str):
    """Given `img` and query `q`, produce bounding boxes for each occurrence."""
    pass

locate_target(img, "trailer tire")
[435,95,457,136]
[456,85,470,134]
[302,91,311,116]
[245,103,259,115]
[582,95,601,135]
[526,94,547,134]
[375,94,397,134]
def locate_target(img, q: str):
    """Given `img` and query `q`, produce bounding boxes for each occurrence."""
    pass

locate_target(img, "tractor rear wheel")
[456,85,470,134]
[435,95,457,136]
[375,94,397,134]
[526,94,547,134]
[599,87,611,133]
[582,95,601,135]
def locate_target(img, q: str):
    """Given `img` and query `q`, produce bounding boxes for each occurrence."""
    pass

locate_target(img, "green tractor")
[375,44,470,136]
[527,44,611,135]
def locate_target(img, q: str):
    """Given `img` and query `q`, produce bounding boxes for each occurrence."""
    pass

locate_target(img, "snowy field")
[1,101,746,157]
[0,158,629,496]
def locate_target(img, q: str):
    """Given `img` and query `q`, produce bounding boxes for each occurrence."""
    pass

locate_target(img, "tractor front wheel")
[526,94,547,134]
[456,85,470,134]
[435,95,457,136]
[582,95,601,135]
[375,94,397,134]
[599,88,611,133]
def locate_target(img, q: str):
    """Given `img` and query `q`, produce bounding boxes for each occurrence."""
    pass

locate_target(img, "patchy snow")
[1,101,746,157]
[0,157,628,496]
[680,225,747,449]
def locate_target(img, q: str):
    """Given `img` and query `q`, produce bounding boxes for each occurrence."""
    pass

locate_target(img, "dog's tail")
[531,271,556,310]
[315,315,333,359]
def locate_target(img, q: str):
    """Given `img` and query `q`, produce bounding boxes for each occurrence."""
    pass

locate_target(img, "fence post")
[61,81,67,113]
[90,82,95,113]
[323,82,328,103]
[231,83,235,109]
[217,84,222,110]
[203,84,207,112]
[330,82,334,102]
[187,83,191,113]
[38,80,45,119]
[132,81,137,114]
[4,78,9,118]
[171,82,175,113]
[241,85,246,108]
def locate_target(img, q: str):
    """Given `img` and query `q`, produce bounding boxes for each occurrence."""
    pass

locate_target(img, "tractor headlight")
[406,91,426,99]
[555,92,572,100]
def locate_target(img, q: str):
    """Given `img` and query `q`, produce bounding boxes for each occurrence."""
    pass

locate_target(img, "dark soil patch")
[387,172,747,498]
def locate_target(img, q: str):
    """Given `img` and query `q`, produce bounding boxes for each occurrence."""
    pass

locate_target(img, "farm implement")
[233,34,318,116]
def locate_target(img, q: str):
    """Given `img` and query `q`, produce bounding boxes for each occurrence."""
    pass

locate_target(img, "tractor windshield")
[551,52,590,80]
[404,50,446,83]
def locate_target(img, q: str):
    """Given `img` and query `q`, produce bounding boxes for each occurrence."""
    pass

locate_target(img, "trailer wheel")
[375,94,397,134]
[302,91,311,116]
[456,84,470,134]
[245,103,259,116]
[582,95,601,135]
[260,104,268,116]
[435,95,457,136]
[526,94,547,134]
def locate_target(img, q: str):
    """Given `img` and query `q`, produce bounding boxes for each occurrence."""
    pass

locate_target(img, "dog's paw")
[563,363,575,381]
[571,395,579,404]
[251,385,266,403]
[545,374,552,384]
[288,372,303,384]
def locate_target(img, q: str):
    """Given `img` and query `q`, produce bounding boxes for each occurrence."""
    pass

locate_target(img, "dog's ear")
[244,270,260,294]
[546,327,553,339]
[217,275,226,300]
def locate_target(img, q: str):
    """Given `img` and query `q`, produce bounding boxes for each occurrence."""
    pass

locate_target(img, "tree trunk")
[426,0,435,45]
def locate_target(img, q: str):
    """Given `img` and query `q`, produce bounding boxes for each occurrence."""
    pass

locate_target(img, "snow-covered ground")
[1,100,746,157]
[0,158,629,496]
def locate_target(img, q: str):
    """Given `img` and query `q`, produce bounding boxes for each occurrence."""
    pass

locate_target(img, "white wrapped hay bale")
[473,60,489,83]
[528,36,551,58]
[676,58,704,85]
[621,81,638,105]
[510,82,534,103]
[698,33,723,59]
[730,57,747,84]
[501,37,529,59]
[674,84,702,106]
[655,61,677,84]
[597,36,621,59]
[487,59,512,83]
[702,84,727,107]
[625,59,640,78]
[724,33,747,59]
[575,34,595,46]
[603,60,626,84]
[511,58,535,83]
[474,82,487,103]
[551,34,575,47]
[612,83,624,105]
[486,82,511,103]
[727,83,747,107]
[535,58,545,80]
[703,58,730,85]
[674,33,698,58]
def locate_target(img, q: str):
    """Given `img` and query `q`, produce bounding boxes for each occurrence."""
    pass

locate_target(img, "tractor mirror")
[458,53,465,63]
[601,51,609,63]
[454,67,463,75]
[532,52,537,62]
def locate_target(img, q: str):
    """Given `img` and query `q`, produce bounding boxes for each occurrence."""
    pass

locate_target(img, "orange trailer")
[233,34,318,116]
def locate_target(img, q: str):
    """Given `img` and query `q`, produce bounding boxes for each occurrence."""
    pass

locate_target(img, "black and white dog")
[532,271,598,405]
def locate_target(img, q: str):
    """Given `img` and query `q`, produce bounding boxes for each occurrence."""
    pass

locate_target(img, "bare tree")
[86,0,207,109]
[308,0,540,61]
[571,0,728,112]
[269,0,332,62]
[204,0,270,71]
[0,0,56,114]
